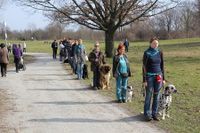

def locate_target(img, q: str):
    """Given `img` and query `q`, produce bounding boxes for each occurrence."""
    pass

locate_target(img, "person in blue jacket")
[74,39,86,80]
[113,43,131,103]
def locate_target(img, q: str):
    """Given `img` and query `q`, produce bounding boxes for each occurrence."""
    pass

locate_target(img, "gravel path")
[0,53,166,133]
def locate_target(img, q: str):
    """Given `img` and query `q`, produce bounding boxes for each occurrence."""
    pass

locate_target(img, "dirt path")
[0,53,166,133]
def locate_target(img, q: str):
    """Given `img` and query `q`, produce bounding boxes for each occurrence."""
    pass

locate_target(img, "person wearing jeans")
[142,37,165,121]
[113,43,131,103]
[74,39,86,80]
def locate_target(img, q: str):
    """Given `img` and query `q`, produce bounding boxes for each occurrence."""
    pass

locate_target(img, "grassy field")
[2,38,200,133]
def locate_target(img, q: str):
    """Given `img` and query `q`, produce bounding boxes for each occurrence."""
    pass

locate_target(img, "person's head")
[0,43,4,48]
[78,39,82,44]
[150,37,159,49]
[94,42,100,52]
[117,43,125,55]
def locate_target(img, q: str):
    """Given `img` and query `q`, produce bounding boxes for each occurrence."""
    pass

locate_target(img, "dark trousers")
[93,66,100,88]
[52,49,57,59]
[23,48,26,53]
[14,57,20,73]
[0,63,7,77]
[125,46,128,52]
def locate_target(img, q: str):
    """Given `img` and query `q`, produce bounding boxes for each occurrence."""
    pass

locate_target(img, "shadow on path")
[28,114,145,123]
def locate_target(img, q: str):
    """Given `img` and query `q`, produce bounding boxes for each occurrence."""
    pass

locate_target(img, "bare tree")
[15,0,179,57]
[180,1,196,38]
[0,0,4,8]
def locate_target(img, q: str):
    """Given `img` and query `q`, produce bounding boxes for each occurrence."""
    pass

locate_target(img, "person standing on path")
[113,43,131,103]
[89,42,106,90]
[23,42,27,53]
[51,40,58,60]
[142,37,165,121]
[13,44,22,73]
[74,39,86,80]
[0,43,9,77]
[71,40,78,74]
[59,40,65,62]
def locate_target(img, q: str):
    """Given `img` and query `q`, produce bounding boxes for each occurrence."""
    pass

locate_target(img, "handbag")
[121,72,129,78]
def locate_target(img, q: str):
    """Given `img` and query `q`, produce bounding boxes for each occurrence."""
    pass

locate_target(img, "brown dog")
[99,64,111,90]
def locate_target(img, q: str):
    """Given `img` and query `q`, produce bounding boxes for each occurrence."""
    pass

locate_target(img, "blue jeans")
[76,63,84,79]
[116,75,128,101]
[93,66,100,88]
[144,75,163,117]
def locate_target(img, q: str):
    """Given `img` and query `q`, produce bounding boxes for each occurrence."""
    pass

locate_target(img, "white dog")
[158,84,177,120]
[126,86,134,102]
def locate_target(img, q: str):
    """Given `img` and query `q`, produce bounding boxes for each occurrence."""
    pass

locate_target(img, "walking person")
[89,42,106,90]
[113,43,131,103]
[74,39,86,80]
[142,37,165,121]
[123,38,129,52]
[7,43,12,53]
[13,44,22,73]
[23,42,27,53]
[51,40,58,59]
[0,43,9,77]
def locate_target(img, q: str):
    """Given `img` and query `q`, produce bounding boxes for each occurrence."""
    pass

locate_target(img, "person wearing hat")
[89,42,106,90]
[113,43,131,103]
[0,43,9,77]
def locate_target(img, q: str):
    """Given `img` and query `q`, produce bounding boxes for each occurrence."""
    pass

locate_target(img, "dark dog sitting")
[82,64,89,79]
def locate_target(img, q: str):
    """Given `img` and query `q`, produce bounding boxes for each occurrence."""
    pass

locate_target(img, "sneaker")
[145,116,152,121]
[152,116,160,121]
[122,99,126,103]
[117,100,123,103]
[93,87,98,90]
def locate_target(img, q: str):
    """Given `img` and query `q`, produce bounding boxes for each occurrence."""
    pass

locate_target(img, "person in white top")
[23,42,27,53]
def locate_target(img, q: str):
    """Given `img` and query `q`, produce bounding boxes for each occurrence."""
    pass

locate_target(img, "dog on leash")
[126,86,134,102]
[99,64,111,90]
[82,64,89,79]
[158,84,177,120]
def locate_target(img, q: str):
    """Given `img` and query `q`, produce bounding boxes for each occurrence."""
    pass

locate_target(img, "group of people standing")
[51,38,87,80]
[51,37,165,121]
[0,42,26,77]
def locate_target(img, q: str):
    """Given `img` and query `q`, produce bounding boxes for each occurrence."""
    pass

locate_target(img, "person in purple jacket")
[13,44,22,73]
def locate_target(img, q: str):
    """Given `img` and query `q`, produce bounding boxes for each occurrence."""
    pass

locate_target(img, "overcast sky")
[1,1,50,31]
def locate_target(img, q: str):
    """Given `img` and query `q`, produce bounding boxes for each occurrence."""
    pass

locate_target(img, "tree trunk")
[105,30,115,58]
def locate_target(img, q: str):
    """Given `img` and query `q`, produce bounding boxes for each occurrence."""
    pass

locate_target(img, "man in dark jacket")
[51,40,58,59]
[89,42,106,90]
[124,38,129,52]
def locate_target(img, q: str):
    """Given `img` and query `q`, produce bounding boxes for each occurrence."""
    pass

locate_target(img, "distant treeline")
[1,0,200,41]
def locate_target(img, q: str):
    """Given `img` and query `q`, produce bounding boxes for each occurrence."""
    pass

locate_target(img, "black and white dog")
[158,84,177,120]
[126,86,134,102]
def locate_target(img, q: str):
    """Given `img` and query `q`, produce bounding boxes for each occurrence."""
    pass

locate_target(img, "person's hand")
[114,73,118,78]
[95,58,98,62]
[163,80,166,85]
[143,82,147,87]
